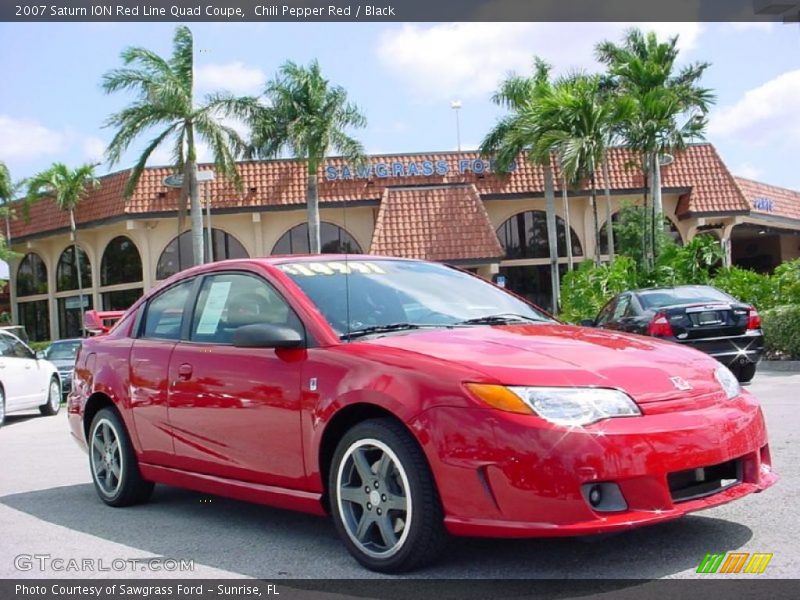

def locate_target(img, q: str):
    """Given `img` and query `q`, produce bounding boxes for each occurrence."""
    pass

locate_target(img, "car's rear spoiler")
[83,310,125,335]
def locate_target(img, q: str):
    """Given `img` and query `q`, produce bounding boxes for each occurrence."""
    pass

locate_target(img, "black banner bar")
[2,0,800,23]
[2,580,800,600]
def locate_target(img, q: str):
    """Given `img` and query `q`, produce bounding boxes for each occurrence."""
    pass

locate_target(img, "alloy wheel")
[90,418,124,497]
[49,380,61,411]
[336,438,412,559]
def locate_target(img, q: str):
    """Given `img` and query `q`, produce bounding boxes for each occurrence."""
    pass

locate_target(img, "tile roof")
[370,185,504,262]
[734,177,800,222]
[9,143,786,242]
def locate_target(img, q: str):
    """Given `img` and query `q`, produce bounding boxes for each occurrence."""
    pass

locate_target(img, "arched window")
[496,211,583,259]
[56,245,92,291]
[16,253,48,296]
[156,228,249,280]
[271,222,362,255]
[101,236,143,286]
[599,212,683,255]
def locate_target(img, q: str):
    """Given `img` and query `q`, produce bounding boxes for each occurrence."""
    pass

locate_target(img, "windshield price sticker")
[279,261,386,276]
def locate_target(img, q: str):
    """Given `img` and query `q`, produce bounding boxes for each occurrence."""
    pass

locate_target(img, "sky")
[0,21,799,192]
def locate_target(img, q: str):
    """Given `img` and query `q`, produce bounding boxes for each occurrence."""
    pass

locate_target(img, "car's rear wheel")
[0,387,6,427]
[329,418,447,573]
[39,377,61,416]
[89,408,154,506]
[736,362,757,383]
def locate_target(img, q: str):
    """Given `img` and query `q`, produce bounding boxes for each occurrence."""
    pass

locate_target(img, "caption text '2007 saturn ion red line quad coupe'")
[67,256,777,573]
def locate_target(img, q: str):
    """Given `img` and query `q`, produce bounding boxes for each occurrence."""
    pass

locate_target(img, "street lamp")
[162,170,216,262]
[450,100,462,152]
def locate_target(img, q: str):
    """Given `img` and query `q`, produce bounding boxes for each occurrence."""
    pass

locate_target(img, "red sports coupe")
[68,256,777,572]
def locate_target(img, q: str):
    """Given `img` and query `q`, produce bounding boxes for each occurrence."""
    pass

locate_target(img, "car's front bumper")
[412,389,776,538]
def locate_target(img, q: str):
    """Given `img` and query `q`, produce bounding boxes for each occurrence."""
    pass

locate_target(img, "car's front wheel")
[89,408,154,506]
[329,418,447,573]
[39,376,61,416]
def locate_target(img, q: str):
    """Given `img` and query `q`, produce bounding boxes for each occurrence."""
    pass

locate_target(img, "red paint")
[68,256,777,537]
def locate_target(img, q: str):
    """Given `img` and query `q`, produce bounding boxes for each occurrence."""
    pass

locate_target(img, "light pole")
[163,170,216,263]
[450,100,462,152]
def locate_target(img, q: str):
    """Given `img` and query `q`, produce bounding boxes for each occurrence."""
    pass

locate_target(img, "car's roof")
[631,284,719,294]
[260,254,415,265]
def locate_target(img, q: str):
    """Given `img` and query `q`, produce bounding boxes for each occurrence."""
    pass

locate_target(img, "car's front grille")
[667,458,742,503]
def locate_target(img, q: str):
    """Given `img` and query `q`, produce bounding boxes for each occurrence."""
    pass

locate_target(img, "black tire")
[0,387,6,427]
[39,376,61,416]
[89,407,154,507]
[736,362,757,383]
[328,418,448,573]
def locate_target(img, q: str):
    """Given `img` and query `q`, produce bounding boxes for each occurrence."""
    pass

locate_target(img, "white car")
[0,330,61,427]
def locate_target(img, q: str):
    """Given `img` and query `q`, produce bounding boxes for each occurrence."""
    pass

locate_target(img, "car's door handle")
[177,363,193,381]
[0,362,5,368]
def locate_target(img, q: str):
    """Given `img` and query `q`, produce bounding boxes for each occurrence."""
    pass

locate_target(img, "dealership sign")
[324,158,516,181]
[753,197,775,212]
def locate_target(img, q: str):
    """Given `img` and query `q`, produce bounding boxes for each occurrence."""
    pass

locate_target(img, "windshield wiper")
[342,323,435,340]
[455,313,547,326]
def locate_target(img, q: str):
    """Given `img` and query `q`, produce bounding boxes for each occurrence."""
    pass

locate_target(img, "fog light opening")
[581,482,628,512]
[589,485,602,507]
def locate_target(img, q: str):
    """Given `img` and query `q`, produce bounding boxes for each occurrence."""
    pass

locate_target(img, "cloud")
[0,115,64,162]
[735,163,765,180]
[376,22,703,102]
[195,61,266,94]
[709,69,800,145]
[82,136,107,164]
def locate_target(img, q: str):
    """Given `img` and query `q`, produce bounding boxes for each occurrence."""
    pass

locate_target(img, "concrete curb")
[759,360,800,373]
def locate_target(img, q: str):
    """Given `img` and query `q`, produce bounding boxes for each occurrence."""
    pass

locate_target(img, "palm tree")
[102,26,258,266]
[597,28,714,265]
[0,162,23,259]
[480,58,562,311]
[248,60,366,254]
[26,163,99,336]
[536,74,632,266]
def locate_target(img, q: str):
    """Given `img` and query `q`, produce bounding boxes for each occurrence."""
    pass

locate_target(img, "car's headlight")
[465,384,641,426]
[714,365,741,400]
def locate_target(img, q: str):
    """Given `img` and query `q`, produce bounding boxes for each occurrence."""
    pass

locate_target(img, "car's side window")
[190,272,302,345]
[595,298,617,326]
[0,334,13,357]
[141,280,194,340]
[613,295,631,320]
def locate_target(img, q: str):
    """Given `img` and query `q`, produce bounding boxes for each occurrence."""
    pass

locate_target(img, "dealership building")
[8,143,800,341]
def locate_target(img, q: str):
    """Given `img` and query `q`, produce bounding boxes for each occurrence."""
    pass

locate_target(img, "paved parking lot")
[1,370,798,579]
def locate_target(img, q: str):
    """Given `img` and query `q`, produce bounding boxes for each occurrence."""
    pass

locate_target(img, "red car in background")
[68,256,777,572]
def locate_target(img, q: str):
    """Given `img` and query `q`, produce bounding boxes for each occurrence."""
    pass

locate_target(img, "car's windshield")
[44,341,81,360]
[278,259,552,338]
[639,286,733,309]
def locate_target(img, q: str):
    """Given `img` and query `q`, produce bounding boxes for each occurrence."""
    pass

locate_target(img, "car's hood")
[49,359,75,370]
[362,324,723,404]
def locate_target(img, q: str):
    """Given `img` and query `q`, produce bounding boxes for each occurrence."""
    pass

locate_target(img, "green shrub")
[761,305,800,359]
[654,234,724,286]
[712,267,775,310]
[773,259,800,306]
[559,256,640,323]
[28,341,51,352]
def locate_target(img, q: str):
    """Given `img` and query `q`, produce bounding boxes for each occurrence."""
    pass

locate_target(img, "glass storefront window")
[56,245,92,291]
[57,295,93,338]
[497,211,583,259]
[498,264,568,313]
[101,236,143,286]
[18,300,50,342]
[272,222,362,255]
[16,253,48,297]
[102,288,144,311]
[156,228,249,280]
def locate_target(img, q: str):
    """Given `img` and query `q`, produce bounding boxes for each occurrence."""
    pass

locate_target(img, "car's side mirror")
[36,351,45,359]
[580,319,596,327]
[232,323,305,349]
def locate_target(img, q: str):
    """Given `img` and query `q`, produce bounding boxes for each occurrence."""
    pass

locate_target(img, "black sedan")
[583,285,764,382]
